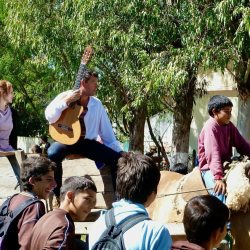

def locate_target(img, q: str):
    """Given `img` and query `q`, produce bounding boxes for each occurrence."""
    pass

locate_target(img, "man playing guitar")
[45,68,128,200]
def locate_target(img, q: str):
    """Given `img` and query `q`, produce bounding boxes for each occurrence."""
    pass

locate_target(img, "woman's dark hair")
[82,68,98,83]
[21,156,57,191]
[116,153,160,204]
[207,95,233,117]
[60,176,97,202]
[183,195,229,245]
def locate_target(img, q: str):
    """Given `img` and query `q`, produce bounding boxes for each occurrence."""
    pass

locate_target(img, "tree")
[208,0,250,144]
[73,0,210,157]
[0,0,60,136]
[3,0,212,159]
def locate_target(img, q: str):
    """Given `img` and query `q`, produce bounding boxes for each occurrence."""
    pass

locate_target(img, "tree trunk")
[236,60,250,145]
[170,77,195,168]
[128,104,147,153]
[237,97,250,144]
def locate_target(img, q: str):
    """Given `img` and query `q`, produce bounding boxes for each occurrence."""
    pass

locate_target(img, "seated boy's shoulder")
[202,117,220,132]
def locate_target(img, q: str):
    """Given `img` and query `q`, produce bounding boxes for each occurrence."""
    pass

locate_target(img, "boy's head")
[60,176,97,221]
[40,135,48,143]
[184,195,229,248]
[21,156,57,200]
[170,163,188,175]
[116,153,160,206]
[208,95,233,125]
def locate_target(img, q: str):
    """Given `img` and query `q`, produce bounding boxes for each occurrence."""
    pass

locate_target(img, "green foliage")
[2,0,250,144]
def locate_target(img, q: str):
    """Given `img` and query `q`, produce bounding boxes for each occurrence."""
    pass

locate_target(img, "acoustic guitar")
[49,46,92,145]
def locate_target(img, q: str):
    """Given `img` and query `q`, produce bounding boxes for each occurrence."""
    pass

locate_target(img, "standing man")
[45,68,127,201]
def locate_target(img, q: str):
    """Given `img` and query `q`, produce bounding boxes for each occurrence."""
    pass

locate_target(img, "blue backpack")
[91,208,150,250]
[0,194,42,250]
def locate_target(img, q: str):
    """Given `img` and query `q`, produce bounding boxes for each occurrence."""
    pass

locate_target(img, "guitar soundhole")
[58,124,73,131]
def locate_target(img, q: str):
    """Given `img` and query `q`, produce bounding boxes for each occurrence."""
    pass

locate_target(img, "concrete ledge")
[75,222,185,236]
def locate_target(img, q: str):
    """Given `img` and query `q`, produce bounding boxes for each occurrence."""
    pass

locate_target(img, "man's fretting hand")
[64,90,82,105]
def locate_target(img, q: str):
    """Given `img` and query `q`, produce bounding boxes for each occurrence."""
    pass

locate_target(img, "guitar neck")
[73,63,86,91]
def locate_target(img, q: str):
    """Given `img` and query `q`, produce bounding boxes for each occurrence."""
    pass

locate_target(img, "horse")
[147,166,250,250]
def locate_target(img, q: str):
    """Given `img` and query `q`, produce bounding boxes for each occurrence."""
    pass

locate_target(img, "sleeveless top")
[0,105,14,151]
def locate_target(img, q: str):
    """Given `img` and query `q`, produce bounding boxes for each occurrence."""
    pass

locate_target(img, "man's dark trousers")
[48,139,121,197]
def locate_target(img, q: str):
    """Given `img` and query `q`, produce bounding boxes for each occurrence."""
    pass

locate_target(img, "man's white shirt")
[45,90,122,153]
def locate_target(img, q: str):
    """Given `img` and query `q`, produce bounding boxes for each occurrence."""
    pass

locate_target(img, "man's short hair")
[41,135,48,142]
[207,95,233,117]
[21,156,57,191]
[116,153,160,204]
[60,176,97,202]
[82,68,98,83]
[183,195,229,245]
[170,163,188,175]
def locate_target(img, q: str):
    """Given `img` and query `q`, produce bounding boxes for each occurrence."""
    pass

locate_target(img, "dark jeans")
[48,139,122,197]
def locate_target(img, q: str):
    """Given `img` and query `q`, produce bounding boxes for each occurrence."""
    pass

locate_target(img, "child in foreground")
[171,195,229,250]
[28,176,97,250]
[89,153,172,250]
[1,156,57,250]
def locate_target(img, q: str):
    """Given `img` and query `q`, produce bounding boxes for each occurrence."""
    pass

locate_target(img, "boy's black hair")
[21,156,57,191]
[170,163,188,175]
[40,135,48,142]
[82,68,98,83]
[116,153,160,204]
[183,195,229,245]
[60,176,97,202]
[207,95,233,117]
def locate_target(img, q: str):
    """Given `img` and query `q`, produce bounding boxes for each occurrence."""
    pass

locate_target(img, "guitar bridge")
[58,124,73,131]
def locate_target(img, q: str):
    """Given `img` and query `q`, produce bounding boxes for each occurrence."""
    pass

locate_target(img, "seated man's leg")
[201,170,226,203]
[77,139,122,191]
[47,142,74,197]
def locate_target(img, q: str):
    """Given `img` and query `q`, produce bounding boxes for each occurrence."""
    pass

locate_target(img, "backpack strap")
[0,194,42,219]
[118,213,150,234]
[0,194,19,217]
[105,208,116,228]
[105,207,150,234]
[12,197,43,218]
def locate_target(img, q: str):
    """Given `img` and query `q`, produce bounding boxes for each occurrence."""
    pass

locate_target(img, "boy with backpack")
[89,153,172,250]
[171,195,229,250]
[28,176,97,250]
[0,156,57,250]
